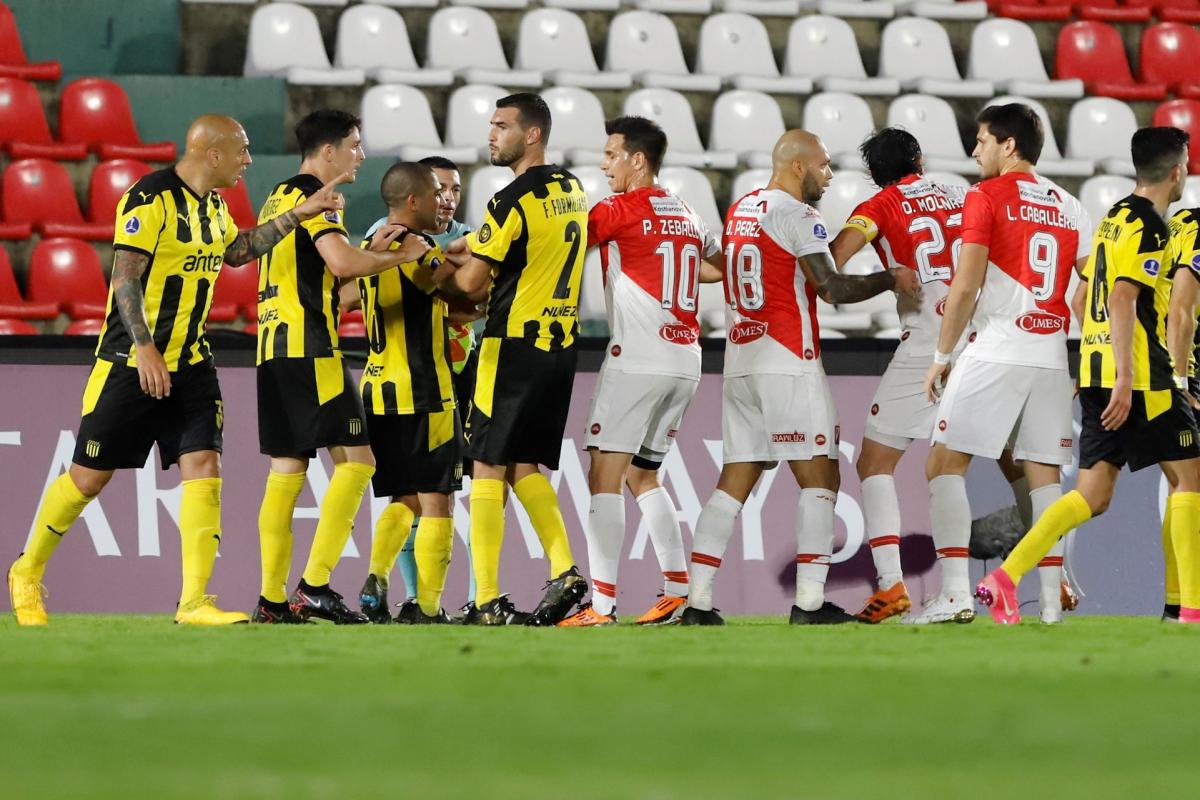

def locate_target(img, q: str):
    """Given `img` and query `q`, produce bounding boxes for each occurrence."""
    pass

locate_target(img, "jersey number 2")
[554,220,583,299]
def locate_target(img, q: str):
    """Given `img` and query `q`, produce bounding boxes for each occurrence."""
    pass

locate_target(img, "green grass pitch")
[1,615,1198,799]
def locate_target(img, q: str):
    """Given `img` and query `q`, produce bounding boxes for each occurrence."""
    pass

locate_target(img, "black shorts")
[73,359,223,471]
[367,410,464,497]
[1079,386,1200,472]
[257,356,369,458]
[464,337,576,470]
[453,348,478,478]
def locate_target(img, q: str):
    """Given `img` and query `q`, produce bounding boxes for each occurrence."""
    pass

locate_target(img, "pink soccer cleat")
[975,570,1021,625]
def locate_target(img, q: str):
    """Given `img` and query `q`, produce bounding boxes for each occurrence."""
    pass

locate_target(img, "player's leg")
[628,465,689,625]
[361,494,417,624]
[1159,457,1200,623]
[787,455,856,624]
[560,448,632,626]
[468,460,514,621]
[171,449,245,625]
[997,449,1034,530]
[396,529,419,601]
[854,436,911,622]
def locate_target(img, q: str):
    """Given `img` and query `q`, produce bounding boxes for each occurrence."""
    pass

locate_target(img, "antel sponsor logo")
[1015,311,1064,335]
[659,322,699,345]
[729,320,767,344]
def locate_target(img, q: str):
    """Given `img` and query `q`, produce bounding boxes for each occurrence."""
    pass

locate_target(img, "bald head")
[381,161,441,231]
[176,114,251,193]
[771,129,822,172]
[768,129,832,205]
[185,115,246,155]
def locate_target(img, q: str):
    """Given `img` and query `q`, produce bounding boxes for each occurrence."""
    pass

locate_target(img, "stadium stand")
[333,4,454,87]
[361,83,480,163]
[426,7,542,87]
[541,86,609,165]
[985,95,1094,177]
[879,17,994,98]
[605,11,722,92]
[0,246,56,321]
[696,13,814,94]
[0,2,59,81]
[0,77,87,160]
[244,3,364,85]
[2,159,101,240]
[85,160,155,238]
[59,79,177,161]
[967,18,1085,99]
[1139,22,1200,98]
[1153,99,1200,174]
[26,238,107,320]
[784,16,900,95]
[886,95,977,173]
[624,88,738,169]
[1067,97,1140,175]
[1055,20,1168,100]
[710,90,787,169]
[514,9,633,90]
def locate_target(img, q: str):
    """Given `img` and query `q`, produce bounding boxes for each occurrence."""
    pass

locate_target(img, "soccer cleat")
[855,582,912,624]
[634,594,686,626]
[1039,605,1062,625]
[394,602,450,624]
[358,574,392,624]
[557,603,617,627]
[901,594,976,625]
[526,566,588,626]
[1163,604,1182,623]
[679,606,725,626]
[975,570,1020,625]
[790,601,858,625]
[289,583,368,625]
[175,595,249,625]
[1060,580,1079,611]
[472,594,530,626]
[450,601,480,625]
[8,564,48,626]
[251,597,311,624]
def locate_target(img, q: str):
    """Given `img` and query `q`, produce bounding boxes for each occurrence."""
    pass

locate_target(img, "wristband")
[1174,374,1188,391]
[933,351,952,366]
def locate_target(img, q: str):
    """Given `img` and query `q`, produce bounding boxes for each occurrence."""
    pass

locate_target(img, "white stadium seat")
[635,0,715,13]
[464,166,515,229]
[1067,97,1139,177]
[371,0,438,7]
[718,0,807,13]
[880,17,993,98]
[818,169,875,233]
[731,169,772,202]
[606,12,722,93]
[803,92,874,170]
[445,84,507,161]
[910,0,988,20]
[986,96,1095,177]
[924,170,972,191]
[696,14,813,95]
[448,0,528,8]
[244,4,364,85]
[887,94,976,174]
[623,88,738,169]
[1169,180,1200,219]
[817,0,895,20]
[542,0,620,10]
[272,0,346,7]
[710,91,786,169]
[360,84,479,164]
[334,5,452,87]
[571,165,615,208]
[659,167,724,235]
[1079,175,1134,225]
[515,10,632,90]
[784,16,900,96]
[426,8,542,88]
[541,87,608,166]
[968,19,1084,99]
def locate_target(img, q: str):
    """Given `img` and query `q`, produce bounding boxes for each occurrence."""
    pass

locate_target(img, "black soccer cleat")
[471,594,531,626]
[358,574,392,624]
[1163,603,1182,623]
[289,581,369,625]
[789,601,858,625]
[394,601,451,624]
[526,566,589,626]
[679,606,726,626]
[450,601,480,625]
[251,596,311,625]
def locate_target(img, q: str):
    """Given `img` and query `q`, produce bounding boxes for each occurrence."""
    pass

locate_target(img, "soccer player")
[252,110,431,624]
[976,127,1200,624]
[558,116,724,627]
[917,103,1091,625]
[440,93,589,626]
[7,115,344,626]
[682,129,919,626]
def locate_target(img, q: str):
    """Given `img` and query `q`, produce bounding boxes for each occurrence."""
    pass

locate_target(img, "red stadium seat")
[1152,99,1200,173]
[1056,21,1168,101]
[242,321,257,336]
[1140,23,1200,98]
[58,78,177,161]
[0,78,87,160]
[26,238,108,319]
[1076,0,1153,22]
[1128,0,1200,20]
[63,318,104,336]
[0,159,111,239]
[0,175,31,239]
[0,3,60,81]
[87,159,154,233]
[338,319,367,338]
[0,246,58,319]
[998,0,1074,21]
[210,261,258,323]
[216,180,259,231]
[0,317,38,334]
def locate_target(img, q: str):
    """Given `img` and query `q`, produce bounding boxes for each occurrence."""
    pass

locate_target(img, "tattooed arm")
[111,249,170,399]
[222,210,300,267]
[796,251,917,305]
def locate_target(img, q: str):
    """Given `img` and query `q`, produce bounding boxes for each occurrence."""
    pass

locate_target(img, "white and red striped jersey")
[588,186,720,378]
[960,172,1091,369]
[721,188,832,377]
[843,174,968,360]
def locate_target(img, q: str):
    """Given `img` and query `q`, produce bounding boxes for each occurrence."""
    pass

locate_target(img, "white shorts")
[584,367,698,464]
[931,354,1074,465]
[722,372,839,463]
[864,358,938,450]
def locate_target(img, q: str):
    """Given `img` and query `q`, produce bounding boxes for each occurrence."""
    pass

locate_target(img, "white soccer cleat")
[1039,594,1063,625]
[901,593,975,624]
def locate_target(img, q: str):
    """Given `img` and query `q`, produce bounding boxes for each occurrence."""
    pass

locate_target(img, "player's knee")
[625,467,661,496]
[68,464,112,497]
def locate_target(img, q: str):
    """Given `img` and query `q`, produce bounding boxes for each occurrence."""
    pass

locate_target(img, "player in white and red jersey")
[561,116,725,627]
[923,104,1092,624]
[681,129,920,626]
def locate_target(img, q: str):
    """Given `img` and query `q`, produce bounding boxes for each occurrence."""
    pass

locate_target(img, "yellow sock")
[415,516,453,616]
[471,478,505,606]
[258,470,305,603]
[13,473,93,580]
[302,461,375,587]
[1169,492,1200,612]
[179,477,222,606]
[1163,501,1180,606]
[1001,490,1092,584]
[369,502,415,579]
[513,473,575,579]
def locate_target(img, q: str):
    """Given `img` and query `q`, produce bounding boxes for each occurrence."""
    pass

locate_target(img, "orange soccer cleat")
[557,604,617,627]
[854,581,912,624]
[1061,580,1079,611]
[635,594,687,625]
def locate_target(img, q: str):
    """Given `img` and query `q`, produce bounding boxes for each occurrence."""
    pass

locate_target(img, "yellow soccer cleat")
[635,593,687,625]
[174,595,250,625]
[8,564,48,626]
[557,603,617,627]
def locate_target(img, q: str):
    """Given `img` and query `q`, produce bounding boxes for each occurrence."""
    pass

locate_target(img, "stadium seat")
[985,96,1095,177]
[362,84,479,164]
[1168,176,1200,217]
[606,12,722,93]
[1066,97,1139,176]
[244,3,365,85]
[718,0,803,13]
[445,84,507,162]
[514,9,632,90]
[571,165,614,208]
[910,0,989,19]
[1076,0,1152,23]
[817,0,896,19]
[0,78,87,160]
[784,16,899,96]
[371,0,439,6]
[817,170,874,242]
[0,317,37,334]
[87,160,155,235]
[1055,21,1168,101]
[999,0,1074,21]
[1139,23,1200,98]
[26,238,108,319]
[0,3,60,81]
[448,0,528,9]
[465,166,516,229]
[710,91,786,169]
[0,182,30,239]
[623,89,737,169]
[967,19,1085,99]
[1,159,105,240]
[64,318,104,336]
[1079,175,1134,225]
[333,4,452,86]
[58,79,177,161]
[887,95,976,174]
[696,14,813,94]
[426,8,542,88]
[216,180,259,232]
[659,167,723,236]
[1152,99,1200,173]
[731,169,771,203]
[543,0,621,10]
[1128,0,1200,21]
[338,318,367,338]
[635,0,714,12]
[879,18,993,98]
[0,247,57,320]
[211,261,259,323]
[802,92,875,170]
[924,170,972,191]
[541,87,608,165]
[274,0,349,6]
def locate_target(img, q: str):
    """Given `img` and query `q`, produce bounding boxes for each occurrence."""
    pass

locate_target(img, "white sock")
[795,488,837,611]
[586,493,625,616]
[1031,483,1065,609]
[637,486,689,598]
[1010,475,1033,531]
[929,474,971,600]
[689,489,742,611]
[861,474,903,589]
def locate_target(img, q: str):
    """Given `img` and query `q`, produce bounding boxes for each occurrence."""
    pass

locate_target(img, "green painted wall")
[8,0,178,75]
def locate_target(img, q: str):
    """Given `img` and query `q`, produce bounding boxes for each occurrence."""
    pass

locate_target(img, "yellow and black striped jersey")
[1168,207,1200,377]
[1080,194,1175,391]
[357,233,455,415]
[256,173,349,363]
[466,165,587,351]
[99,167,239,371]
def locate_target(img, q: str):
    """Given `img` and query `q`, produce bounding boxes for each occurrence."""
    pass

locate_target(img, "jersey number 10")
[655,240,701,311]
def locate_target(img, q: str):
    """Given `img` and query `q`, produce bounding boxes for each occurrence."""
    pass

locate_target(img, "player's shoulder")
[121,167,183,211]
[1114,194,1169,240]
[1169,206,1200,234]
[273,173,321,199]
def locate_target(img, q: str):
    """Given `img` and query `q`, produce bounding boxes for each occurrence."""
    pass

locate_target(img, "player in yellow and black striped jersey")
[1167,207,1200,394]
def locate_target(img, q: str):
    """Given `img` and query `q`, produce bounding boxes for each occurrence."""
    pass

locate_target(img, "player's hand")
[1186,391,1200,412]
[1101,377,1132,431]
[135,343,171,399]
[890,268,921,298]
[367,223,407,252]
[293,172,350,221]
[393,234,431,264]
[924,360,951,404]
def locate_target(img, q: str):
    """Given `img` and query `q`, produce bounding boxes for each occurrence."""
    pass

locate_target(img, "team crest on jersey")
[349,418,362,435]
[1015,311,1064,335]
[729,320,767,344]
[938,420,947,432]
[1143,257,1161,277]
[803,348,815,360]
[124,217,140,234]
[610,344,621,357]
[815,434,827,446]
[871,403,880,416]
[478,223,493,243]
[85,439,101,459]
[1192,254,1200,270]
[591,423,601,435]
[659,322,698,345]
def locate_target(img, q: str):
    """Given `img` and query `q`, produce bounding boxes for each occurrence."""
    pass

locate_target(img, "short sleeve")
[113,190,166,255]
[760,202,832,258]
[1114,222,1166,289]
[700,220,720,258]
[1073,203,1093,262]
[467,196,522,265]
[587,198,618,246]
[301,207,349,243]
[959,187,994,248]
[842,195,883,243]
